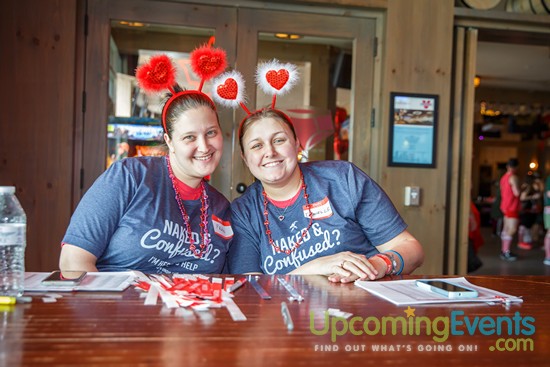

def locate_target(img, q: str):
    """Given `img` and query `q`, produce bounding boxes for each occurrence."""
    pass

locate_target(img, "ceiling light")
[119,21,145,27]
[274,33,302,40]
[474,76,480,88]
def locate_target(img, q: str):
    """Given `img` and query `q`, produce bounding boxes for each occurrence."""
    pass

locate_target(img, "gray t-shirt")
[228,161,406,274]
[63,156,232,274]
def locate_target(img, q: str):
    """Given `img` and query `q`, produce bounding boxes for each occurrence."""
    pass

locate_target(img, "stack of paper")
[355,277,523,305]
[24,272,135,292]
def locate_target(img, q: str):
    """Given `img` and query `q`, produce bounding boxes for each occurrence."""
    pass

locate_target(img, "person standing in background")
[543,174,550,265]
[517,174,540,250]
[468,201,484,272]
[490,176,503,237]
[499,158,521,261]
[531,172,545,244]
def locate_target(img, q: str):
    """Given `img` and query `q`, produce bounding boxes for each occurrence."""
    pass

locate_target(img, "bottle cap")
[0,186,16,194]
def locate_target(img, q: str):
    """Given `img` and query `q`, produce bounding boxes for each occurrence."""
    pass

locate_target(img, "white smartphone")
[41,270,87,286]
[415,280,478,299]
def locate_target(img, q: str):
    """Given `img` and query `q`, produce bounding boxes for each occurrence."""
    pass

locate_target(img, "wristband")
[386,250,404,275]
[373,254,393,275]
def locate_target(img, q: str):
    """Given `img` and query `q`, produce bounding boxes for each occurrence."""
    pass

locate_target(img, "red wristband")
[373,254,392,275]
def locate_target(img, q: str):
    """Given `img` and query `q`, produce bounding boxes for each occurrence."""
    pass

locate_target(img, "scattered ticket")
[327,308,353,319]
[134,275,246,321]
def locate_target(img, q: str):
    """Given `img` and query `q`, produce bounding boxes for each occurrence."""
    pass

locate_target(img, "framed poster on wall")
[388,92,438,168]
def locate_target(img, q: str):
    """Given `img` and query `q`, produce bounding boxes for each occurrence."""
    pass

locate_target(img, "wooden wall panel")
[0,0,78,271]
[381,0,455,274]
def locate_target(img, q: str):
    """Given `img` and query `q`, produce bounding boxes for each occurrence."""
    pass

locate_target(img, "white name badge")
[212,215,234,239]
[303,197,333,220]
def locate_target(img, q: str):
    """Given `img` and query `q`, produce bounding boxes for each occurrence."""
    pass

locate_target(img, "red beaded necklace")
[262,172,313,255]
[166,156,210,258]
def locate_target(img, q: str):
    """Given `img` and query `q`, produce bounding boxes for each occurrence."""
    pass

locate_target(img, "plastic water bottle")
[0,186,26,297]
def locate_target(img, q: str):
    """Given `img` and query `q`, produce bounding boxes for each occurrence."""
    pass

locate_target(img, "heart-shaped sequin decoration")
[217,78,238,100]
[148,61,171,84]
[136,54,176,91]
[265,69,289,90]
[195,50,226,78]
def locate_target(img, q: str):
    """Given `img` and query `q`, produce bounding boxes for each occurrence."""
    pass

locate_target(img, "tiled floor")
[469,227,550,276]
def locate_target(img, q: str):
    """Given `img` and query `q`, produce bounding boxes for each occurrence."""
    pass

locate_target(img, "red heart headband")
[135,36,227,132]
[211,59,299,115]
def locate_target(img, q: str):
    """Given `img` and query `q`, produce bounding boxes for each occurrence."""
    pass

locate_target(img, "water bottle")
[0,187,26,297]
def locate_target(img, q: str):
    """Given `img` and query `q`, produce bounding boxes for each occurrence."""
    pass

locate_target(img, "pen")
[248,276,271,299]
[0,296,32,305]
[281,301,294,331]
[228,278,247,293]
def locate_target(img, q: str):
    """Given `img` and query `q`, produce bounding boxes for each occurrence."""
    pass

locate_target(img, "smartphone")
[415,280,478,299]
[41,270,87,286]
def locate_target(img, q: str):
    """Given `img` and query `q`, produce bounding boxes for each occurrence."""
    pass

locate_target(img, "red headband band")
[160,91,216,133]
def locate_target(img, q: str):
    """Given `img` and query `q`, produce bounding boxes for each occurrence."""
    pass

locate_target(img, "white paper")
[24,271,135,292]
[144,284,159,305]
[354,277,523,306]
[222,290,247,321]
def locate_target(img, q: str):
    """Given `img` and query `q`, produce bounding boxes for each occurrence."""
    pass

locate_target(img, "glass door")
[233,9,376,198]
[83,0,237,197]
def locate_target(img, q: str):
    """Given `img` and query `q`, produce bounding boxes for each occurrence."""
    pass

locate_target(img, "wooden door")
[447,27,478,274]
[82,0,237,198]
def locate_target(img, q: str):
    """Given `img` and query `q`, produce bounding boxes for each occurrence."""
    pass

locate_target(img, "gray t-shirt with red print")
[62,156,232,274]
[228,161,406,274]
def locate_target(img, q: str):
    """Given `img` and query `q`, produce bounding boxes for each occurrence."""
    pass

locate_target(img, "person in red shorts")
[499,158,521,261]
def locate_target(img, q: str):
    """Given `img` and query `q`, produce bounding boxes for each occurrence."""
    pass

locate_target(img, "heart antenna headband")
[211,59,299,116]
[136,36,227,132]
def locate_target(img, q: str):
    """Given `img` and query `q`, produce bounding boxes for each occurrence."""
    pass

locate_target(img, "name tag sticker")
[212,215,234,239]
[303,197,333,220]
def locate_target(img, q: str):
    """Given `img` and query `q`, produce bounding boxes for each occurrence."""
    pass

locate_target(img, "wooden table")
[1,275,549,366]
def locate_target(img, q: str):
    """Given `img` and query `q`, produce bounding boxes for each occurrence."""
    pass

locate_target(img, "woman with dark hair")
[60,42,233,273]
[227,108,424,282]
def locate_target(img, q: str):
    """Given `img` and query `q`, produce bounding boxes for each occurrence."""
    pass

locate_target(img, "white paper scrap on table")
[144,284,159,306]
[327,308,353,319]
[194,274,210,280]
[155,283,180,309]
[222,290,247,321]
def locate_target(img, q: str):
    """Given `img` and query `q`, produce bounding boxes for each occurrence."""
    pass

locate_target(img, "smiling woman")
[59,40,233,275]
[228,106,424,281]
[218,60,423,281]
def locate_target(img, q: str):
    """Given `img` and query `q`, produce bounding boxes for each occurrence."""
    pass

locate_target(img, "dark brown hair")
[238,108,297,153]
[163,84,218,137]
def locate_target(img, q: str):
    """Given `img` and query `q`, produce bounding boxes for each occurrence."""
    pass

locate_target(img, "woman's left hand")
[289,251,379,280]
[327,255,387,283]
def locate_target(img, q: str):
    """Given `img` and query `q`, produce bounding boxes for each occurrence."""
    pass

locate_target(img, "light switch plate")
[404,186,420,206]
